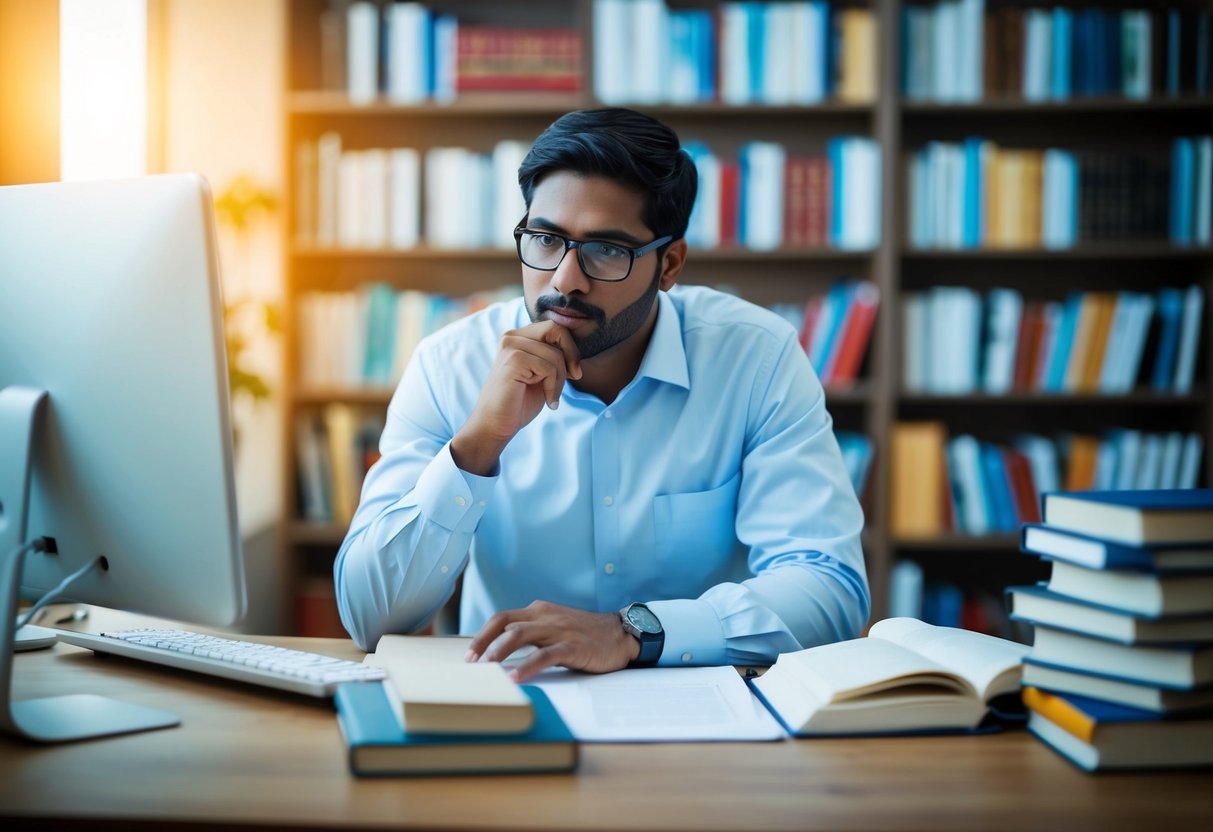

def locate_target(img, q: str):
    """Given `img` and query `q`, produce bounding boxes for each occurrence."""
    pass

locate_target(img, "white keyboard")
[57,628,387,698]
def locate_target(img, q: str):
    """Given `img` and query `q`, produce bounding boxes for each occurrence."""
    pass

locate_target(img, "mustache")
[535,294,606,326]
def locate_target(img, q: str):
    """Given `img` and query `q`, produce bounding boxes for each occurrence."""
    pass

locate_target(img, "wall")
[161,0,286,632]
[0,0,59,184]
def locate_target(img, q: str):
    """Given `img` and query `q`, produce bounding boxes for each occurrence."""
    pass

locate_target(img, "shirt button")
[478,500,486,507]
[602,496,613,507]
[604,411,613,419]
[603,563,615,575]
[681,653,693,663]
[440,565,449,574]
[455,495,466,507]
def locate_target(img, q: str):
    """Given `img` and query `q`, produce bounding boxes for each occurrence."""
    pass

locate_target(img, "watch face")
[626,604,662,634]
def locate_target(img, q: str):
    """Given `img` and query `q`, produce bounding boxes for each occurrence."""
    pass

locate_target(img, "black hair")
[517,108,698,242]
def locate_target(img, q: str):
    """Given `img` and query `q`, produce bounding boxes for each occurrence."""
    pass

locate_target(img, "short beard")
[529,267,661,360]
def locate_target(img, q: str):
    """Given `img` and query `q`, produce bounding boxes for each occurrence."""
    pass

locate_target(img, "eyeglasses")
[513,226,673,282]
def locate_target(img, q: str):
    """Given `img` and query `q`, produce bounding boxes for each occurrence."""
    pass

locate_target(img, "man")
[334,108,869,681]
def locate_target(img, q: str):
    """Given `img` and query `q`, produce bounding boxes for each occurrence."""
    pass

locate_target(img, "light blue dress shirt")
[335,285,870,664]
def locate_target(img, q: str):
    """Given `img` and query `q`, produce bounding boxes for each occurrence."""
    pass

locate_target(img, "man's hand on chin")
[464,600,640,682]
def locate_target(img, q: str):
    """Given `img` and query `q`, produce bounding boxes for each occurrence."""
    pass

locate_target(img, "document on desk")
[529,666,786,743]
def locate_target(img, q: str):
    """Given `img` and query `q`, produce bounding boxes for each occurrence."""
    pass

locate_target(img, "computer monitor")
[0,174,247,742]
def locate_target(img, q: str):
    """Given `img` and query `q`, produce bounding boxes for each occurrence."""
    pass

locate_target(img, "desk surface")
[2,611,1211,832]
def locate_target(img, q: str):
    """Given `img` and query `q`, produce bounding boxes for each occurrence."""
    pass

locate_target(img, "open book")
[749,618,1030,736]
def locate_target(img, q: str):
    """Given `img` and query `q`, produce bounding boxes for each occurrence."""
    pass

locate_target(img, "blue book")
[1008,584,1213,646]
[1150,287,1184,390]
[1043,292,1082,392]
[1025,686,1213,771]
[1028,623,1213,689]
[1050,7,1072,100]
[961,138,983,247]
[1020,522,1213,573]
[1041,488,1213,547]
[980,442,1017,533]
[335,683,577,777]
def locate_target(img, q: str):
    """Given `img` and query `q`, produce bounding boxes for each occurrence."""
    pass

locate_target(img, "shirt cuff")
[412,442,497,533]
[645,598,727,667]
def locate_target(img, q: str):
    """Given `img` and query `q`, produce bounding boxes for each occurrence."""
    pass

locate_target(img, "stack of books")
[1007,488,1213,771]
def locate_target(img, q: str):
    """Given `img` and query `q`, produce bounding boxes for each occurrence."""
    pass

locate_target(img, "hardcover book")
[1044,560,1213,617]
[335,683,577,777]
[749,618,1028,736]
[1021,522,1213,572]
[1041,488,1213,546]
[1028,624,1213,689]
[1022,661,1213,714]
[1024,686,1213,771]
[1008,584,1213,645]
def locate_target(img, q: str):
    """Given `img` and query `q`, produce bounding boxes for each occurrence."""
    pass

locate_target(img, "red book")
[799,293,825,353]
[828,280,880,386]
[1002,447,1042,524]
[804,156,831,246]
[783,157,811,247]
[719,160,741,248]
[1012,300,1043,392]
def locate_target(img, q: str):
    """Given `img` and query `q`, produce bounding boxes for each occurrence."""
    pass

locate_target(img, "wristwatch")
[619,602,664,667]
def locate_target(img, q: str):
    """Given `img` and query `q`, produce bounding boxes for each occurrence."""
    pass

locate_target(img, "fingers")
[532,322,583,381]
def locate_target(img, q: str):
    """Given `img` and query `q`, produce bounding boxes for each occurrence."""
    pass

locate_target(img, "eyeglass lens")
[519,232,632,280]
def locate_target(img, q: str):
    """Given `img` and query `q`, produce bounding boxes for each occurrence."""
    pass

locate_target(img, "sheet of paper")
[530,666,786,742]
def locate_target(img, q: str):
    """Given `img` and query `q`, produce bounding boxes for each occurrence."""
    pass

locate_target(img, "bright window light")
[60,0,147,181]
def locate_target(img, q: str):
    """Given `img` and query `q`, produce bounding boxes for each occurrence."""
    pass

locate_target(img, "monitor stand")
[0,386,179,742]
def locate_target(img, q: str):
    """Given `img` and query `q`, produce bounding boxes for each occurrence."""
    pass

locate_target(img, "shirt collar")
[634,290,690,390]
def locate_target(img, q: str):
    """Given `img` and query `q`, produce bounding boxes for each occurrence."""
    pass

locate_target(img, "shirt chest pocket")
[652,472,741,583]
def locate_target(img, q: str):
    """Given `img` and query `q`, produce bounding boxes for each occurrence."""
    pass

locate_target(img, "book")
[1041,488,1213,546]
[748,618,1029,736]
[335,683,577,777]
[1022,521,1213,573]
[365,635,534,735]
[1022,662,1213,714]
[1008,584,1213,645]
[891,422,951,537]
[1023,687,1213,771]
[1044,559,1213,617]
[1028,625,1213,689]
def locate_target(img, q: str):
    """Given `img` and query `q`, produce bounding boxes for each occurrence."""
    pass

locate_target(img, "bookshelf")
[281,0,1212,637]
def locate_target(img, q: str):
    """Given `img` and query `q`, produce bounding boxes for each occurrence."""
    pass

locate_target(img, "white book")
[1097,292,1134,392]
[1121,292,1156,392]
[685,144,721,249]
[1014,433,1061,496]
[631,0,666,104]
[361,148,388,249]
[932,1,959,102]
[909,151,930,249]
[837,137,881,251]
[801,1,829,103]
[902,293,927,393]
[720,3,751,105]
[1179,432,1204,489]
[740,141,786,251]
[1023,9,1051,102]
[316,131,343,247]
[1136,433,1165,490]
[1031,301,1062,391]
[431,14,457,104]
[1157,431,1185,490]
[1112,429,1143,491]
[957,0,985,102]
[337,151,365,249]
[1042,148,1075,249]
[388,147,420,249]
[762,3,794,104]
[492,140,529,249]
[424,148,462,248]
[593,0,631,104]
[391,290,430,383]
[1172,284,1204,393]
[346,1,380,105]
[385,2,429,103]
[982,288,1023,394]
[947,434,989,534]
[887,561,924,620]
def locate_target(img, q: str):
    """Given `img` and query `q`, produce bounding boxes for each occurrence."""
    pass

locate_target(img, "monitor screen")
[0,174,247,629]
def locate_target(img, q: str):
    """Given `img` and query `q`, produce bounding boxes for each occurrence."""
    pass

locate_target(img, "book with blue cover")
[1008,584,1213,646]
[1020,522,1213,573]
[1024,686,1213,771]
[335,683,577,777]
[1041,488,1213,546]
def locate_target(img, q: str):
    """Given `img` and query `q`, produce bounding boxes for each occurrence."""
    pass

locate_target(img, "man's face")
[522,172,667,361]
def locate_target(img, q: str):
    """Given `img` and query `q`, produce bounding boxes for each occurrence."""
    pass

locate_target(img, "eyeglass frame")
[512,224,675,283]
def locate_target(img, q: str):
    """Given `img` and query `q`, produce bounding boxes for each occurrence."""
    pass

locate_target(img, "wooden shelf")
[901,95,1213,116]
[892,534,1021,551]
[902,244,1213,260]
[899,391,1207,406]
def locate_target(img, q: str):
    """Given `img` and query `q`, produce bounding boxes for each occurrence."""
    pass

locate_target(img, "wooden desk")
[1,620,1210,831]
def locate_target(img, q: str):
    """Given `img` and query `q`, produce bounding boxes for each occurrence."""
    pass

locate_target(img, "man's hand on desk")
[465,600,640,682]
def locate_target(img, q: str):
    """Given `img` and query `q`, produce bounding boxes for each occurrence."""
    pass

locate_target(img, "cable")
[14,544,101,630]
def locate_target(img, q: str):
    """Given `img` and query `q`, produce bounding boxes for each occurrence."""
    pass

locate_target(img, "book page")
[773,637,975,704]
[366,635,529,707]
[530,667,785,742]
[868,618,1029,701]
